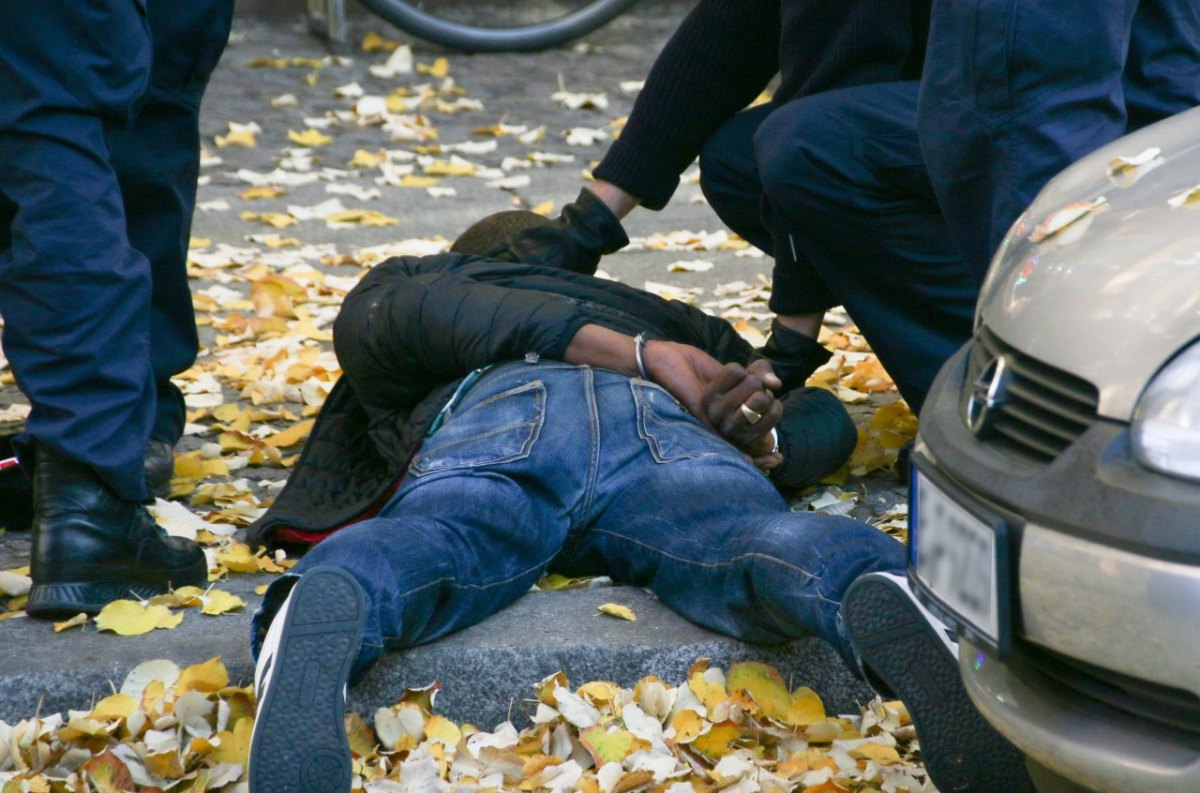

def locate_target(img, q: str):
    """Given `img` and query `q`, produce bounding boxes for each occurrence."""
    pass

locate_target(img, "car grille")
[964,328,1100,465]
[1015,641,1200,739]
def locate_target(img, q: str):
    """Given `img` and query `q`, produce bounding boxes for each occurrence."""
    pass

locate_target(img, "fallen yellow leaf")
[849,742,903,764]
[53,613,89,633]
[727,661,790,721]
[580,725,635,766]
[350,148,387,169]
[786,686,827,727]
[288,128,333,148]
[238,186,287,201]
[265,418,315,449]
[178,657,229,692]
[417,57,450,78]
[215,129,256,148]
[397,174,441,189]
[597,603,636,621]
[241,211,298,229]
[362,31,398,53]
[95,600,182,636]
[201,589,246,616]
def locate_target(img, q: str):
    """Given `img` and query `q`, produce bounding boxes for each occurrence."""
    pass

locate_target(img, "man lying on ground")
[243,191,1033,793]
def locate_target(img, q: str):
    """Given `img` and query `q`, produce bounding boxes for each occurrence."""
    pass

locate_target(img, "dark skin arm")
[564,324,783,468]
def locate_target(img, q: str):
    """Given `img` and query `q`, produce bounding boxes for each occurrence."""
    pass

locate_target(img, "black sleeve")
[483,188,629,275]
[592,0,781,210]
[333,254,593,410]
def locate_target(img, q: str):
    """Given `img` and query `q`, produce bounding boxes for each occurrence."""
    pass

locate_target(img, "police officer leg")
[110,0,235,494]
[700,104,839,392]
[919,0,1141,279]
[1123,0,1200,131]
[754,82,976,412]
[0,1,207,614]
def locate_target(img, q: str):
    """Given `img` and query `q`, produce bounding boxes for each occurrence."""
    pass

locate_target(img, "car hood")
[978,105,1200,422]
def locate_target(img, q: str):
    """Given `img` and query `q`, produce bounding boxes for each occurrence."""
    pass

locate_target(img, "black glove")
[489,188,629,274]
[769,387,858,494]
[757,319,832,395]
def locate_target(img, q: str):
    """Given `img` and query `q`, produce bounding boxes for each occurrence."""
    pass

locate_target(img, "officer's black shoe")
[144,439,175,499]
[25,447,208,617]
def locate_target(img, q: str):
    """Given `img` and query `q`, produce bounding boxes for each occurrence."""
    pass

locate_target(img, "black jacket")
[248,192,851,546]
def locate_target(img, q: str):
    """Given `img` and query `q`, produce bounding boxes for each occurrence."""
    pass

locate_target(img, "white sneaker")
[841,571,1034,793]
[248,566,366,793]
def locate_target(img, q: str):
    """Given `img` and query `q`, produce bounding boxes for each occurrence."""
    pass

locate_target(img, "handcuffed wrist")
[634,332,650,380]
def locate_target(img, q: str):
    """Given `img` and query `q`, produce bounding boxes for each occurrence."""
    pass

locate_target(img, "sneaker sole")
[842,575,1035,793]
[249,567,365,793]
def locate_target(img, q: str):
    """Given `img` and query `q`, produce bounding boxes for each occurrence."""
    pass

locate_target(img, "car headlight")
[1132,342,1200,481]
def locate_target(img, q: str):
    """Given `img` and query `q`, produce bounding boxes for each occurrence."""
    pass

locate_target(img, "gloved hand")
[757,319,833,394]
[488,188,629,274]
[769,387,859,493]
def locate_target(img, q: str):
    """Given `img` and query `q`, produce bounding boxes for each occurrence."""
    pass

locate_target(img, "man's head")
[450,210,553,256]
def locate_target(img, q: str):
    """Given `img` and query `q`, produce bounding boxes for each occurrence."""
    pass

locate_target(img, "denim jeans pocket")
[631,381,729,463]
[409,380,546,476]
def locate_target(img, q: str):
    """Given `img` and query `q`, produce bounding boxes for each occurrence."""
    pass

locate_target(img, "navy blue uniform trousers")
[920,0,1200,278]
[0,0,234,501]
[698,82,978,413]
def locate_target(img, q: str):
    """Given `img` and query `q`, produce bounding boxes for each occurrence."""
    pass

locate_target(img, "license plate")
[909,466,1012,656]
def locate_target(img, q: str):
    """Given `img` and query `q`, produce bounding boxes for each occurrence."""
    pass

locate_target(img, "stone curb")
[0,581,870,729]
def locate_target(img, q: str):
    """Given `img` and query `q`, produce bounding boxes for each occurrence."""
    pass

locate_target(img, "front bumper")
[920,342,1200,793]
[962,638,1200,793]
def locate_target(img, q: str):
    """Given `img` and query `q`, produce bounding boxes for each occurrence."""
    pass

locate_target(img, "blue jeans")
[252,362,904,682]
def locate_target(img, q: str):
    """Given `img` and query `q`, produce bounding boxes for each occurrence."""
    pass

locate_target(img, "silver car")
[910,104,1200,793]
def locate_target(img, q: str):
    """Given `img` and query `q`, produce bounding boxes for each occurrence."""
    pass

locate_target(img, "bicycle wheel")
[358,0,640,52]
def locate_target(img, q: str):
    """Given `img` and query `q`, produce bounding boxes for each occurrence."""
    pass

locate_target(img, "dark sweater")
[594,0,929,209]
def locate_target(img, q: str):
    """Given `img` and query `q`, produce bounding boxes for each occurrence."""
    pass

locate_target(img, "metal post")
[306,0,348,45]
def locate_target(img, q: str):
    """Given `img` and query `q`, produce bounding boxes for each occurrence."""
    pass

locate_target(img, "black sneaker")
[841,572,1035,793]
[249,567,366,793]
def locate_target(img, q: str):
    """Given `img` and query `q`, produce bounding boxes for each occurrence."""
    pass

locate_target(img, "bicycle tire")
[357,0,640,52]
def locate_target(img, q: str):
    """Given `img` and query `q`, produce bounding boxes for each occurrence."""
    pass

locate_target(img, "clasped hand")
[641,340,783,470]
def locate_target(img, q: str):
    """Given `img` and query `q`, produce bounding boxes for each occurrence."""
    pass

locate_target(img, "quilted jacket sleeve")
[333,253,595,410]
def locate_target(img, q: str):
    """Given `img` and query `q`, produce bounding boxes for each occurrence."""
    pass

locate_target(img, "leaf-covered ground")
[0,656,935,792]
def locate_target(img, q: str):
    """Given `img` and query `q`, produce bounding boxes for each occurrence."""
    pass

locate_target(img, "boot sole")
[26,559,209,617]
[249,567,365,793]
[841,575,1035,793]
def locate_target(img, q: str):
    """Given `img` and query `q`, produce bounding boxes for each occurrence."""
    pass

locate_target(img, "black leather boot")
[143,438,175,499]
[26,447,207,617]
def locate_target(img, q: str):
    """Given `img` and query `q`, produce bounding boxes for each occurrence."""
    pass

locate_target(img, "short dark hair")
[450,210,553,256]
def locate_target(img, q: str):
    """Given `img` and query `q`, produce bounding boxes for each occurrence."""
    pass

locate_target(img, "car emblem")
[966,354,1013,436]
